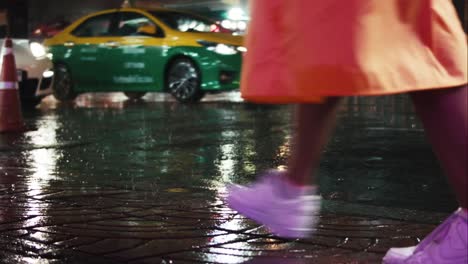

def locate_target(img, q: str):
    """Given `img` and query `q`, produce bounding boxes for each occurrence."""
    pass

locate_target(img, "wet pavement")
[0,92,459,263]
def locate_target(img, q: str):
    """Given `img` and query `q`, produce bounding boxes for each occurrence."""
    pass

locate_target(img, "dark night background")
[1,0,466,38]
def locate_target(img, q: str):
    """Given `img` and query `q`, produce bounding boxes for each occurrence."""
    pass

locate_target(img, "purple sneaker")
[226,170,321,239]
[383,208,468,264]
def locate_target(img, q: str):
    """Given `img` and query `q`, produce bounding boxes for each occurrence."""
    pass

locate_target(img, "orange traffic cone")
[0,37,25,132]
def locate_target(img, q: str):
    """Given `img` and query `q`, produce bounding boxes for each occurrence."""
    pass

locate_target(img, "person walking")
[227,1,467,263]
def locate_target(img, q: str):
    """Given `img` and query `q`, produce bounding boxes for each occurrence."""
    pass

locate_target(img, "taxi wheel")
[53,63,77,101]
[166,58,205,103]
[124,92,146,100]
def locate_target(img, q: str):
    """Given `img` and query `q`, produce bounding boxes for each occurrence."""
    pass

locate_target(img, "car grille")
[17,70,27,82]
[40,76,52,90]
[18,78,39,100]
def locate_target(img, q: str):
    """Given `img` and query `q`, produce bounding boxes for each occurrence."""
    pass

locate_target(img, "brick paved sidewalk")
[0,97,456,263]
[0,184,442,264]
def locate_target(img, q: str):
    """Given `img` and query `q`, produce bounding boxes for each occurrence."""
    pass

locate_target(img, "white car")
[0,34,53,107]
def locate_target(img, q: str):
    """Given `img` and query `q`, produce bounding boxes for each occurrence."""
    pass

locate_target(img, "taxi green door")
[102,11,166,92]
[64,12,117,91]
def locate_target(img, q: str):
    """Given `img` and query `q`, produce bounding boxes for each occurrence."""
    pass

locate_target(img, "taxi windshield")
[149,10,219,33]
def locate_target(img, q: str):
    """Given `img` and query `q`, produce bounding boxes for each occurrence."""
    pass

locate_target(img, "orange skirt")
[241,0,467,103]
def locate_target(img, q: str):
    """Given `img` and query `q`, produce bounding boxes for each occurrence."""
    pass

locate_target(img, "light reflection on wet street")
[0,92,457,263]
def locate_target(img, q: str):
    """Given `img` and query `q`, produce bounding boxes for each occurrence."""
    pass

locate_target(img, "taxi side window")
[115,12,163,37]
[72,13,115,37]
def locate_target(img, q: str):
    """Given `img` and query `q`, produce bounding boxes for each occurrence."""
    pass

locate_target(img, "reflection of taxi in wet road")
[44,8,244,103]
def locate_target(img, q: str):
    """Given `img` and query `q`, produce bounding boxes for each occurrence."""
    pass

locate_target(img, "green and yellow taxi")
[44,7,244,103]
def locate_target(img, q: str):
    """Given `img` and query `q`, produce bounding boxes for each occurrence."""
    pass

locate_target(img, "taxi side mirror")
[137,24,157,36]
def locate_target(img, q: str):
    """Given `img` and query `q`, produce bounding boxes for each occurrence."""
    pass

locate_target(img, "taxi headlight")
[236,46,247,53]
[29,42,47,58]
[209,44,237,55]
[197,40,246,55]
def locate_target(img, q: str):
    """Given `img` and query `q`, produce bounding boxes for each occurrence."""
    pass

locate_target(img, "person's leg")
[286,98,342,186]
[384,86,467,264]
[410,86,467,208]
[227,98,342,238]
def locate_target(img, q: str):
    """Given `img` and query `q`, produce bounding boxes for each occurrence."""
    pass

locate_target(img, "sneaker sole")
[382,246,417,264]
[227,192,313,239]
